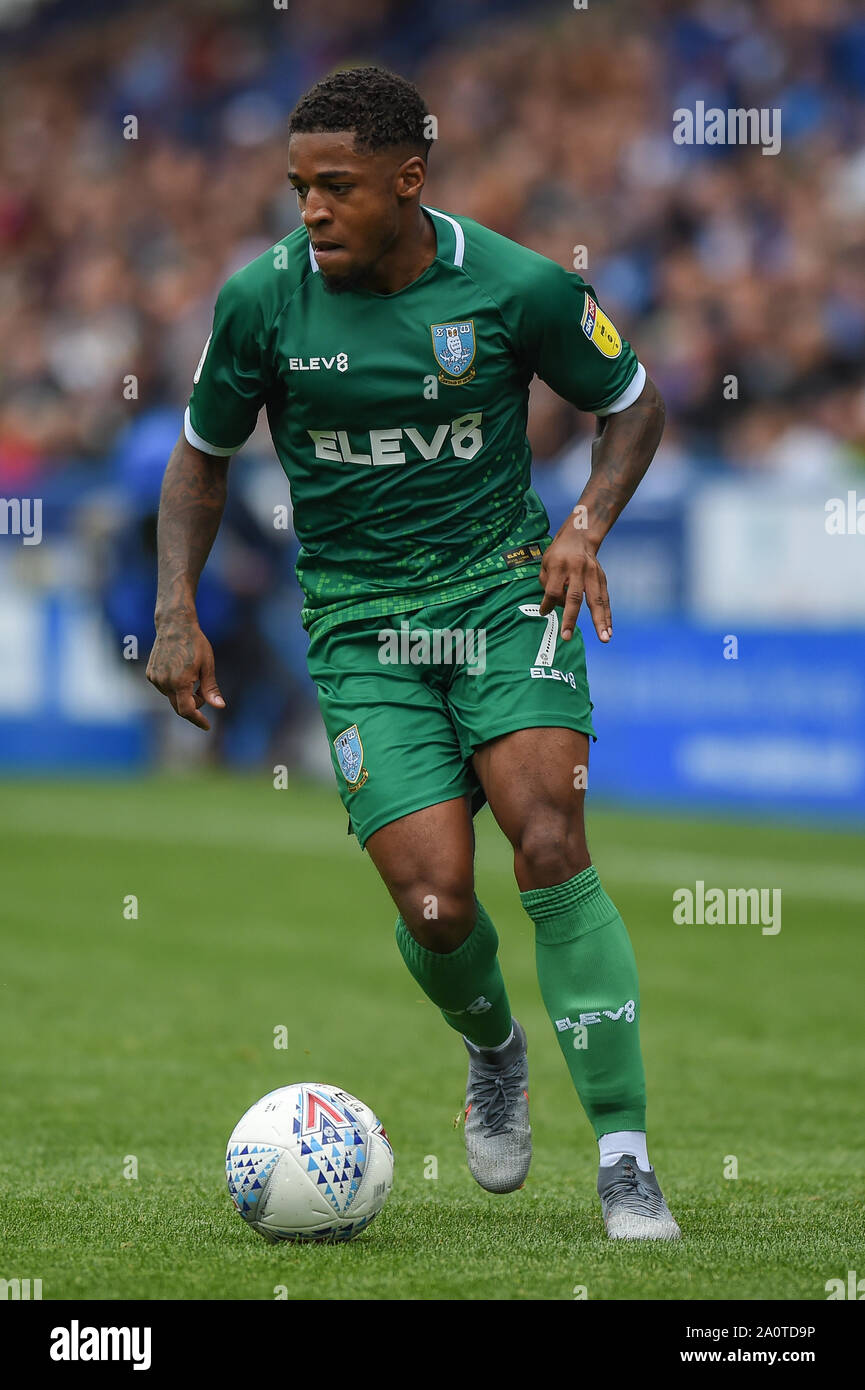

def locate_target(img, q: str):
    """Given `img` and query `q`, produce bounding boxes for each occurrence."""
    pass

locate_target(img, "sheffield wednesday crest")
[430,320,476,385]
[334,724,367,789]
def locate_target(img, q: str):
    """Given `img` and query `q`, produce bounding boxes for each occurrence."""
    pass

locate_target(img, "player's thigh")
[307,617,477,887]
[443,577,595,873]
[365,794,476,947]
[473,726,591,876]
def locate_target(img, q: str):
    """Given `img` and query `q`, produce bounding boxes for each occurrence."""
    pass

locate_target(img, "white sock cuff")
[598,1129,651,1171]
[465,1025,514,1054]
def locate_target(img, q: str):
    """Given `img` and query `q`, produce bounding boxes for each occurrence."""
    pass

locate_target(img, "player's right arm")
[147,266,269,729]
[146,431,230,731]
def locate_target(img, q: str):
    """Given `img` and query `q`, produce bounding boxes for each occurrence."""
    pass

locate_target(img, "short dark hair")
[288,66,431,160]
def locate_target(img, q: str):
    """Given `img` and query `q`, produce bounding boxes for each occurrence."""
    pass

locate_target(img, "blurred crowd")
[2,0,864,489]
[1,0,863,757]
[418,0,865,482]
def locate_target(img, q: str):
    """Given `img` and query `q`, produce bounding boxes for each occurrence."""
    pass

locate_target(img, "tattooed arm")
[539,375,665,643]
[146,432,230,730]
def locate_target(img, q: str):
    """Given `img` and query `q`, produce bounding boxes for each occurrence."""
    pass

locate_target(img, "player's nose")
[301,192,332,225]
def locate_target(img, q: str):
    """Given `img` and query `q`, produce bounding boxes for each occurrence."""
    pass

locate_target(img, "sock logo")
[464,996,492,1014]
[555,999,636,1031]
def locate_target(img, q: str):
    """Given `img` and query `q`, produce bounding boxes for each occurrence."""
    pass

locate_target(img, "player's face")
[288,132,418,292]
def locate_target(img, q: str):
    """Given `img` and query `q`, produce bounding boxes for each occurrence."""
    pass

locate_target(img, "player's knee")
[514,811,589,885]
[399,883,476,953]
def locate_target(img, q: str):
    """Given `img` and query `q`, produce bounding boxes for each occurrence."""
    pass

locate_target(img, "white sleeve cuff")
[594,361,646,417]
[184,406,248,457]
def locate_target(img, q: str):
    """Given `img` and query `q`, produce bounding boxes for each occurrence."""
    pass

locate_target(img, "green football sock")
[395,900,513,1048]
[520,866,646,1138]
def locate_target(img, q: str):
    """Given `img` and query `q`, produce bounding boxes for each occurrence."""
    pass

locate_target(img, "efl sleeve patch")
[580,294,622,358]
[518,262,638,413]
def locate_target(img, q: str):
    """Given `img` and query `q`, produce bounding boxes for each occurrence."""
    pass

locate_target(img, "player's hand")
[146,617,226,731]
[539,531,612,643]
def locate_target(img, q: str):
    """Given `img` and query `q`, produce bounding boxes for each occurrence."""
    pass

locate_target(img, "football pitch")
[1,773,863,1302]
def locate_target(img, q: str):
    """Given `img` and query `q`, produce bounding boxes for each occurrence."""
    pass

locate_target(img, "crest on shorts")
[334,724,366,788]
[430,320,476,384]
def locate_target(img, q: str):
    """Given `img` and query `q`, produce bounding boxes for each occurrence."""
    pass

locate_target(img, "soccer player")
[147,66,680,1239]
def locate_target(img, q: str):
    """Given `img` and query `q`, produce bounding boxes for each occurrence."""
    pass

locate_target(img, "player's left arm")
[539,374,665,642]
[519,261,665,642]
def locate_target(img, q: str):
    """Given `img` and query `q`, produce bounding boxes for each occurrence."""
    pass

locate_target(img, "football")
[225,1082,394,1243]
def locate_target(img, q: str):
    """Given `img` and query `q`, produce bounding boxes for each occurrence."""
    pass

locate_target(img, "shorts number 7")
[518,603,559,668]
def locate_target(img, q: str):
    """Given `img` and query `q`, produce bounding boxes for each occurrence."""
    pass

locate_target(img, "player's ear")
[396,153,426,200]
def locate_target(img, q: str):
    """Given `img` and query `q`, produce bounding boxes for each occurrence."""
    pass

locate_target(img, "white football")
[225,1082,394,1243]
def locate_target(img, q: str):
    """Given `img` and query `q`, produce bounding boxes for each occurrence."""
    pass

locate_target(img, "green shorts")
[306,573,596,848]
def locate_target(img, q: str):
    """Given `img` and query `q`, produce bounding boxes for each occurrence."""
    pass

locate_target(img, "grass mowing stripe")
[1,774,863,1301]
[1,799,861,901]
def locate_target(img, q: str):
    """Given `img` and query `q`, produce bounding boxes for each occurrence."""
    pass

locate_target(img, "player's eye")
[291,184,307,198]
[328,184,353,194]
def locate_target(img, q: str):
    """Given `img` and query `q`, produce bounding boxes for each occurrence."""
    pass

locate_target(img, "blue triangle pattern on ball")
[303,1135,367,1216]
[226,1143,280,1217]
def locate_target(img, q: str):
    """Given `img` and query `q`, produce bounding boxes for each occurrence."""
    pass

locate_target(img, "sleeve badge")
[581,295,622,358]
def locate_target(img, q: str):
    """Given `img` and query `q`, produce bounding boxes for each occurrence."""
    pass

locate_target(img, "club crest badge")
[334,724,367,790]
[430,320,476,385]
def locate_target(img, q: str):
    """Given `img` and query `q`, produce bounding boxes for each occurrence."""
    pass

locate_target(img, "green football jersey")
[186,207,644,635]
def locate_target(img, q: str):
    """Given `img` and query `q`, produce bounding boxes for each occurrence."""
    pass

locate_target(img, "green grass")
[1,773,863,1300]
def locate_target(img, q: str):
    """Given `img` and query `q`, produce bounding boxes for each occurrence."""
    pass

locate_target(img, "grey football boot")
[597,1154,682,1240]
[462,1018,531,1194]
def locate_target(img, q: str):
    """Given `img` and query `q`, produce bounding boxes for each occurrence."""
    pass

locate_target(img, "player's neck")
[364,207,437,296]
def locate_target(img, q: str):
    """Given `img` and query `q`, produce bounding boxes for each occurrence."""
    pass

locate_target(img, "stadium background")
[2,0,864,1306]
[2,0,863,815]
